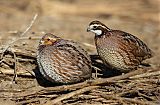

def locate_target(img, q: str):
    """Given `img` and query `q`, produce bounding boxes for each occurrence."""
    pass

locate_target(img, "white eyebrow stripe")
[90,24,106,29]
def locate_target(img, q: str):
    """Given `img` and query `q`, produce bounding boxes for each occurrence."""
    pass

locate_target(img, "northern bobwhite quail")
[37,33,92,84]
[87,20,153,72]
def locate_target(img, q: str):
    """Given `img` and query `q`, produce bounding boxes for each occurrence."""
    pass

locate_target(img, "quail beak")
[87,27,91,32]
[40,40,44,45]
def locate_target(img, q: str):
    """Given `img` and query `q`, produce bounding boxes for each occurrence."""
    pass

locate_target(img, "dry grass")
[0,0,159,105]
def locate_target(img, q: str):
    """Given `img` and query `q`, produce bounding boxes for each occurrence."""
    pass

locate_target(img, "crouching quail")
[87,20,153,72]
[37,33,92,84]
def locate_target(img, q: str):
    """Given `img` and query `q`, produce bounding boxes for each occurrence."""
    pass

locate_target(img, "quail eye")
[47,38,50,41]
[93,26,97,29]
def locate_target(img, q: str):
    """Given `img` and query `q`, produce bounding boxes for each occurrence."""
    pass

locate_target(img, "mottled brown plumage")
[37,33,92,84]
[87,20,153,72]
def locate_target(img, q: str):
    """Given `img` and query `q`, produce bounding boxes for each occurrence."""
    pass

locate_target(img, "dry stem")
[0,13,38,60]
[44,86,100,105]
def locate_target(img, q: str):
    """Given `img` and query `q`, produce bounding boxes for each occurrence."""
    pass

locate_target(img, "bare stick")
[20,14,38,37]
[130,70,160,79]
[82,42,96,49]
[134,79,159,84]
[16,98,41,105]
[44,86,100,105]
[138,91,156,101]
[0,13,38,60]
[100,94,156,105]
[6,48,36,59]
[12,49,18,82]
[0,68,34,77]
[0,89,23,93]
[19,68,146,97]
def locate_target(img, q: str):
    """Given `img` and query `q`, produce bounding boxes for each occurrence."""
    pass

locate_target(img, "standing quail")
[37,33,92,84]
[87,20,153,72]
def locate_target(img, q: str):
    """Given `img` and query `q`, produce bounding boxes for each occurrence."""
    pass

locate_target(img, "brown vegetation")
[0,0,159,105]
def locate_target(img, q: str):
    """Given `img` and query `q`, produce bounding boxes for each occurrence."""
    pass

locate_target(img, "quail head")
[37,33,92,84]
[87,20,153,72]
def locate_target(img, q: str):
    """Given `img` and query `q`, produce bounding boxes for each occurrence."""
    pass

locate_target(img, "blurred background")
[0,0,159,64]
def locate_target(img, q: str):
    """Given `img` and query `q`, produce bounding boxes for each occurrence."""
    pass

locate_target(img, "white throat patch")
[91,30,102,36]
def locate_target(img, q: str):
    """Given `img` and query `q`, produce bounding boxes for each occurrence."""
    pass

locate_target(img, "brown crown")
[89,20,111,31]
[40,33,61,46]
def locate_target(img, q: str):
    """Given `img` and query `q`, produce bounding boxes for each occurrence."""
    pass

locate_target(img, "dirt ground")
[0,0,159,105]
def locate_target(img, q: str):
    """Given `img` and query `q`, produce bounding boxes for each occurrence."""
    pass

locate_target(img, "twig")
[84,68,145,86]
[19,69,146,98]
[43,68,144,92]
[130,70,160,79]
[82,42,96,49]
[16,98,41,105]
[0,47,36,59]
[44,86,100,105]
[117,89,138,97]
[0,13,38,60]
[0,58,4,63]
[0,68,35,77]
[0,89,24,93]
[118,89,157,101]
[138,91,156,101]
[138,79,160,84]
[20,13,38,37]
[12,49,18,82]
[100,94,156,105]
[18,63,36,77]
[0,37,39,60]
[16,57,35,62]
